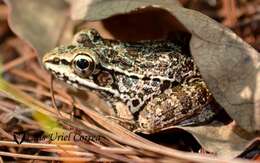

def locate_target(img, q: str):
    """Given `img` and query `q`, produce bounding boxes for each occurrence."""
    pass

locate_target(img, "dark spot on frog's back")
[151,78,160,86]
[132,99,140,107]
[183,59,194,71]
[179,95,192,112]
[119,58,132,69]
[160,80,171,91]
[67,45,76,50]
[102,48,117,59]
[92,35,100,43]
[141,62,154,69]
[76,34,88,43]
[55,71,61,75]
[63,75,69,81]
[143,87,153,94]
[127,47,139,57]
[196,88,209,104]
[76,34,94,48]
[122,77,132,87]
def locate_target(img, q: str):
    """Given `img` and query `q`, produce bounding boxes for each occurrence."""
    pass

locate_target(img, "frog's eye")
[73,53,95,77]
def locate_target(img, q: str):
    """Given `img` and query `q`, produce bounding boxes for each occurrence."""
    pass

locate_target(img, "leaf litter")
[0,0,259,162]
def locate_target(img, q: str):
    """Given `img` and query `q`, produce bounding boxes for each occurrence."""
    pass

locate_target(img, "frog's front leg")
[106,115,138,131]
[106,101,139,131]
[136,81,215,134]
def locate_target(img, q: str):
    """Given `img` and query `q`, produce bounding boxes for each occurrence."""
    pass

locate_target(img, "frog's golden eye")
[73,53,95,77]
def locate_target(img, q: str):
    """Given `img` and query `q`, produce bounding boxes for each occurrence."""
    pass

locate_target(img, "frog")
[42,29,217,134]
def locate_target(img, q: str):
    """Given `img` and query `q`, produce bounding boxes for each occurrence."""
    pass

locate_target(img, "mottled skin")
[43,29,216,133]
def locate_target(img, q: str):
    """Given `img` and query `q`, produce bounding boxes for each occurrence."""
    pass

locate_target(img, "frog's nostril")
[53,58,60,64]
[61,59,69,65]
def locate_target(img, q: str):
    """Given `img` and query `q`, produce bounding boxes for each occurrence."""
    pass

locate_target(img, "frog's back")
[98,40,198,82]
[75,29,198,81]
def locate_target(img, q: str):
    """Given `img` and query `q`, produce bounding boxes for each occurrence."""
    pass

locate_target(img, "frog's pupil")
[76,59,89,70]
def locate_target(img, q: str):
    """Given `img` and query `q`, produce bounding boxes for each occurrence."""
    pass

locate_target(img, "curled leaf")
[68,0,260,158]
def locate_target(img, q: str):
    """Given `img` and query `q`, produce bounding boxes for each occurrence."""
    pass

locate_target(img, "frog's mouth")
[44,62,120,97]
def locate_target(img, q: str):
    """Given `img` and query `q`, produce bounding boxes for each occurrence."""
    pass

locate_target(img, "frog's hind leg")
[136,81,216,134]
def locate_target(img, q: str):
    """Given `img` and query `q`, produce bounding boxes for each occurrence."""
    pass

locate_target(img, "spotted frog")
[43,29,217,133]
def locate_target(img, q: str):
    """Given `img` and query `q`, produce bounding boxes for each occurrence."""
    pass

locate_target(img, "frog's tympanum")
[43,29,217,133]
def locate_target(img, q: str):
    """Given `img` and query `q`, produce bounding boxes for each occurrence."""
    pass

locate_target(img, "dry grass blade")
[0,78,56,116]
[0,151,94,161]
[50,75,62,117]
[2,52,35,72]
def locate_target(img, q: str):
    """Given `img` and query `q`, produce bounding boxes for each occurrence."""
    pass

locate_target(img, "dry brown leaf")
[179,121,257,158]
[68,0,260,158]
[3,0,70,59]
[69,0,181,20]
[180,9,259,132]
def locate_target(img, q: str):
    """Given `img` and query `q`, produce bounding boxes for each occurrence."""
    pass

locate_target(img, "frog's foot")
[105,116,138,131]
[178,104,216,126]
[178,100,222,126]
